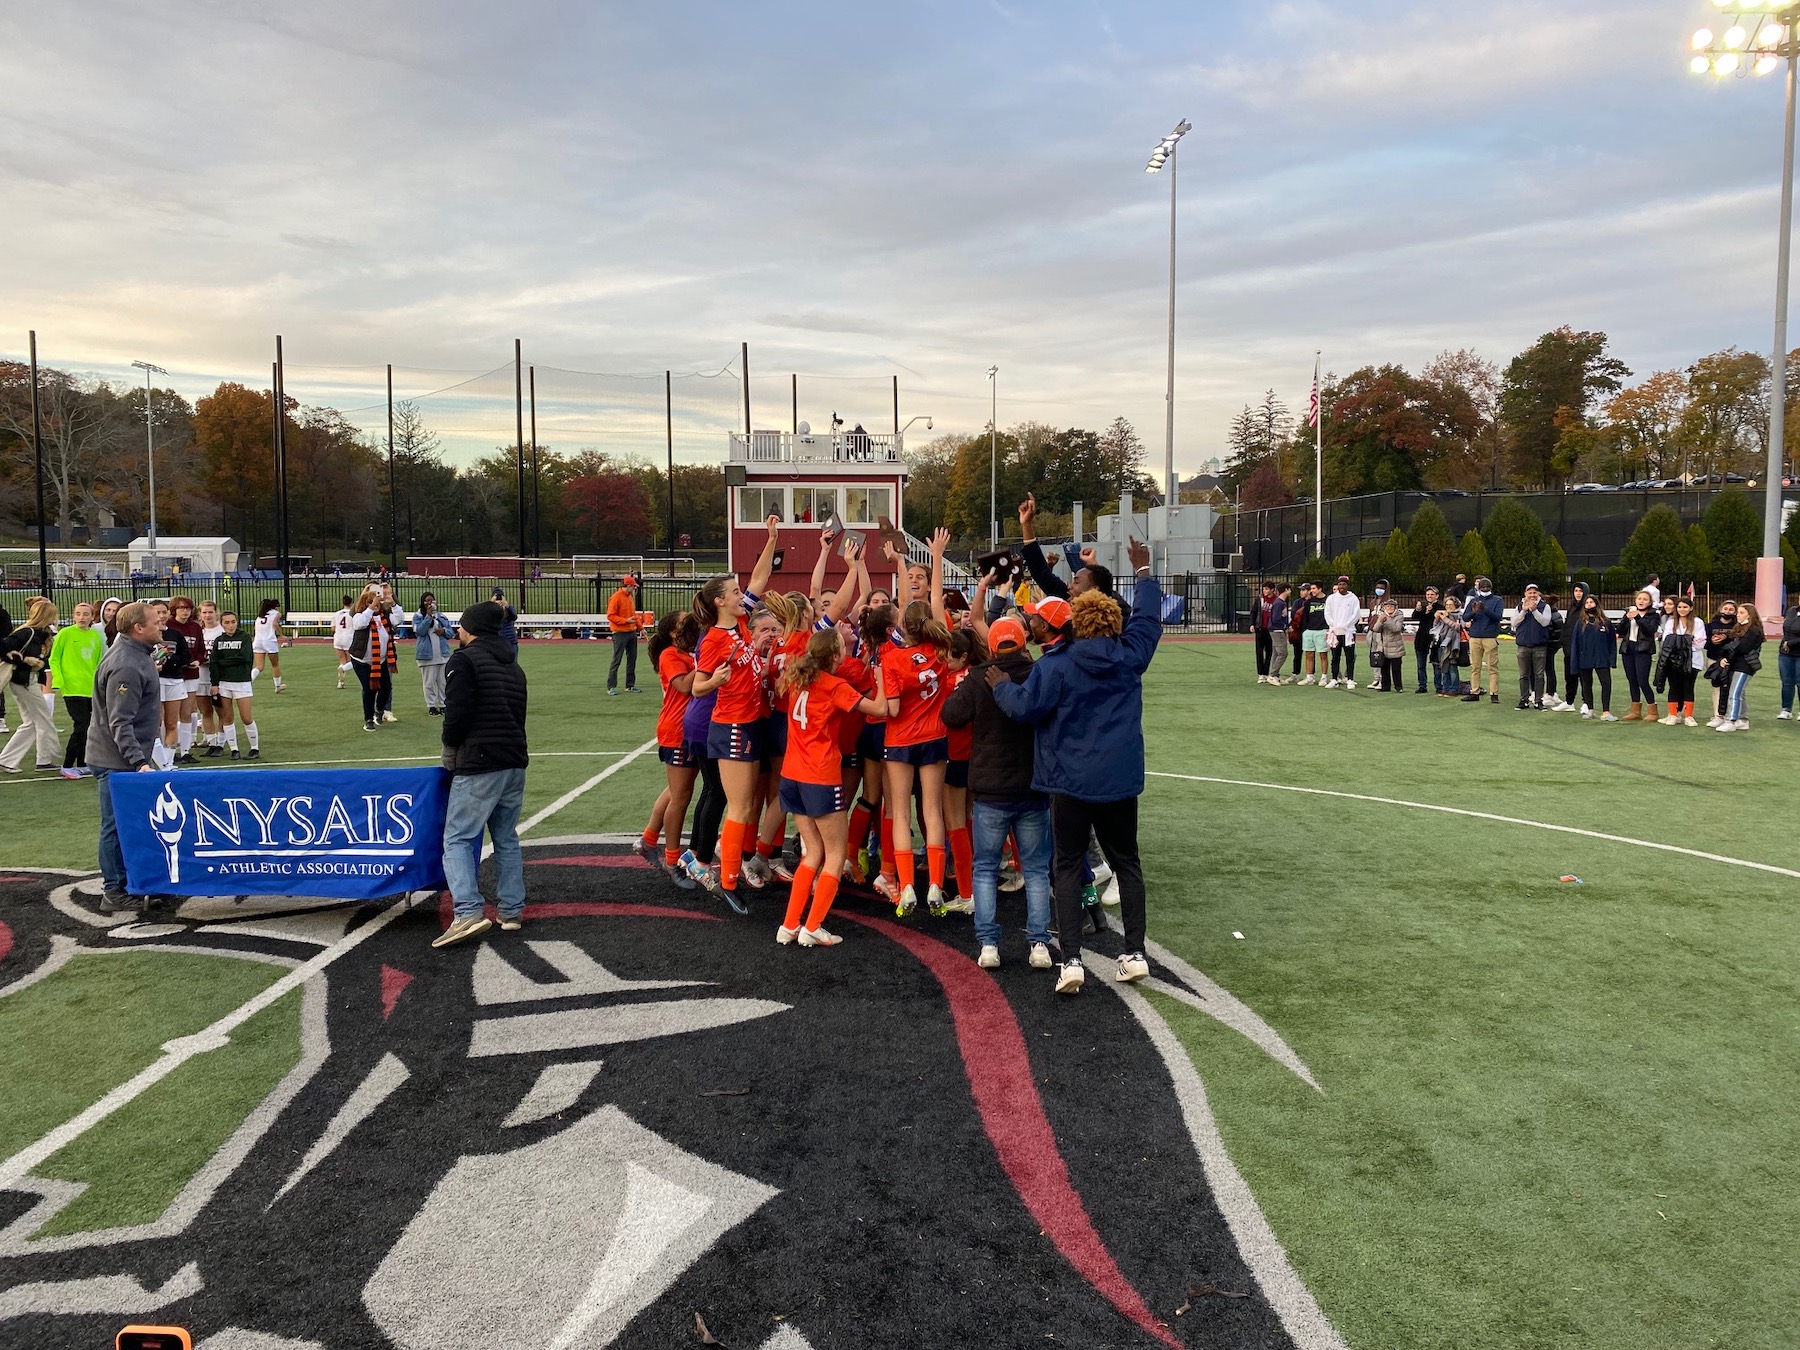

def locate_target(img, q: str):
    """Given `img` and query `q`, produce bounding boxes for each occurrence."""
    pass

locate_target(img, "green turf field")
[3,637,1797,1348]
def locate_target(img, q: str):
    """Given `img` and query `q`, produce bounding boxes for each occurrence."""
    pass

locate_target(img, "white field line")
[0,740,659,1192]
[1149,772,1800,881]
[0,897,412,1193]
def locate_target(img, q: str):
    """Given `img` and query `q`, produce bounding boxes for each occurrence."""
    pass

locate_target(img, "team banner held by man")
[110,767,451,900]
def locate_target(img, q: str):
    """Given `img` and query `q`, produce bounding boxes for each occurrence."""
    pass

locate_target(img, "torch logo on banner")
[149,783,186,884]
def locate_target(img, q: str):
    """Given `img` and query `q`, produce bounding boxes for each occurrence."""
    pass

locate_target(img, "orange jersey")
[880,642,950,747]
[656,647,695,748]
[785,672,866,786]
[768,631,809,713]
[946,667,973,761]
[700,620,768,725]
[835,653,873,753]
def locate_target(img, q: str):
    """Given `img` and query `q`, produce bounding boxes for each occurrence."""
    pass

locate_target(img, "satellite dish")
[797,420,811,436]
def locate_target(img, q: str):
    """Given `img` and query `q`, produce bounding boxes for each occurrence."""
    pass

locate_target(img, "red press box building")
[726,424,914,590]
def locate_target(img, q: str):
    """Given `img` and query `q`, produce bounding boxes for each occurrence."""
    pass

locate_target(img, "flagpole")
[1312,351,1323,559]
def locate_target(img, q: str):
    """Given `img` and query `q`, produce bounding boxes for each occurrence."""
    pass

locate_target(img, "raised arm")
[746,514,781,598]
[929,527,949,627]
[969,575,992,646]
[887,539,910,611]
[822,536,863,624]
[810,523,839,606]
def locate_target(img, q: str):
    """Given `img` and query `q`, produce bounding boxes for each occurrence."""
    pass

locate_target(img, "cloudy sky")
[0,1,1790,472]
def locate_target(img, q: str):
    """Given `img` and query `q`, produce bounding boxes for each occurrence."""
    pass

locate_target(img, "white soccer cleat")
[798,926,842,947]
[895,884,918,917]
[776,925,799,945]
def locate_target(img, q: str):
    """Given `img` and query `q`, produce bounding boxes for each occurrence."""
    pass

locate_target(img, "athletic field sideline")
[1,638,1795,1349]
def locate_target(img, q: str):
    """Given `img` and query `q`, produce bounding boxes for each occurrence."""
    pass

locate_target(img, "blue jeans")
[1415,651,1428,691]
[971,799,1054,948]
[1728,671,1754,722]
[94,767,127,894]
[1780,651,1800,711]
[442,767,527,920]
[1435,661,1459,693]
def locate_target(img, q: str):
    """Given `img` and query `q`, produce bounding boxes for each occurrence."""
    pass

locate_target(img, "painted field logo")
[111,767,453,900]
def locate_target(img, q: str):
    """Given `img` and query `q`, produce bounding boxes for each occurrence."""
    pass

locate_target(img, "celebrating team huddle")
[635,512,1165,995]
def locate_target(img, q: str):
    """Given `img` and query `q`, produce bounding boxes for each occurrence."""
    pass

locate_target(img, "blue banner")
[111,767,451,900]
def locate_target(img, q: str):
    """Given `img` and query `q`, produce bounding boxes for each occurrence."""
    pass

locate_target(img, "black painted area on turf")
[0,853,1298,1350]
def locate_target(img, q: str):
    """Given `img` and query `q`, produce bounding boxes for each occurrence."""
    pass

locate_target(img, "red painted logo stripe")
[844,913,1180,1348]
[523,855,654,870]
[436,889,719,929]
[0,919,12,969]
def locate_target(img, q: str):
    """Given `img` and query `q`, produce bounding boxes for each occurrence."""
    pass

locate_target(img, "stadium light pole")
[130,359,166,569]
[986,365,999,552]
[1145,118,1191,510]
[1690,4,1800,622]
[386,363,399,576]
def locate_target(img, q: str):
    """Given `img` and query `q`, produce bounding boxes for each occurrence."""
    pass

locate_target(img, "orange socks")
[757,834,778,860]
[783,864,817,931]
[927,844,945,889]
[847,800,874,854]
[805,873,841,931]
[893,816,916,889]
[949,827,973,897]
[641,825,659,848]
[663,847,681,868]
[719,818,747,890]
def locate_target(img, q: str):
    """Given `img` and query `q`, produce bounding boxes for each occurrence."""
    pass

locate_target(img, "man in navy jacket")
[1461,576,1505,703]
[989,538,1160,996]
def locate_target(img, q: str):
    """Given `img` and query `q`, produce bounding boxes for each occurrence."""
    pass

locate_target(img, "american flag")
[1307,357,1321,428]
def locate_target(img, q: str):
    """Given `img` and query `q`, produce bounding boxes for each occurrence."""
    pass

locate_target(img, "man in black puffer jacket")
[435,601,529,949]
[942,614,1053,971]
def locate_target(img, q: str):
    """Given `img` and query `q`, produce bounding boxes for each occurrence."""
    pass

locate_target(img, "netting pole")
[514,339,526,561]
[666,370,676,577]
[29,331,48,598]
[741,342,751,435]
[386,363,398,575]
[529,365,541,560]
[893,375,899,435]
[274,338,292,616]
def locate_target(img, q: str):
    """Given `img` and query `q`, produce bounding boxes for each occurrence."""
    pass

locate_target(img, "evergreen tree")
[1406,501,1458,583]
[1351,539,1386,590]
[1537,536,1569,589]
[1480,497,1546,592]
[1700,487,1761,589]
[1330,549,1356,583]
[1379,527,1416,590]
[1618,504,1687,586]
[1684,524,1713,585]
[1296,553,1334,584]
[1457,529,1492,580]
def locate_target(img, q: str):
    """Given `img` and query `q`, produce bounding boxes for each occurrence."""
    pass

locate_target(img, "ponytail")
[779,629,842,697]
[901,600,951,655]
[948,627,986,665]
[859,602,894,657]
[693,576,731,628]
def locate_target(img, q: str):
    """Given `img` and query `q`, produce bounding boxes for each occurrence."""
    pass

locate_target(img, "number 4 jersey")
[784,672,867,786]
[879,642,949,749]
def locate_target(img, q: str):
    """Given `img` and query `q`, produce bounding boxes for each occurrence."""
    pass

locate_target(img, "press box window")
[793,487,836,524]
[738,486,786,524]
[843,486,891,526]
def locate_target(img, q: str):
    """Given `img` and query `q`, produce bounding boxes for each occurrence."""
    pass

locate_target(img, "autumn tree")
[193,382,276,522]
[1500,328,1629,489]
[0,363,138,537]
[1605,371,1687,481]
[566,470,654,551]
[1420,349,1500,489]
[1680,348,1768,481]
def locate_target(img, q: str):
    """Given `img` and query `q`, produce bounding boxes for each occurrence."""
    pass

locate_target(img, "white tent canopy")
[128,536,242,575]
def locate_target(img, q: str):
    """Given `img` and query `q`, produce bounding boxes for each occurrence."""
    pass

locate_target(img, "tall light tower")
[986,365,999,552]
[1689,4,1800,622]
[1146,118,1191,510]
[130,360,166,568]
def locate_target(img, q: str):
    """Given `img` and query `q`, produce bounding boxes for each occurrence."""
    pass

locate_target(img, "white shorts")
[218,681,254,700]
[253,638,280,655]
[185,677,204,696]
[159,678,189,702]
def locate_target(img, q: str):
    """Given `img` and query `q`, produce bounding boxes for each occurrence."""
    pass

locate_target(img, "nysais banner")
[111,768,451,899]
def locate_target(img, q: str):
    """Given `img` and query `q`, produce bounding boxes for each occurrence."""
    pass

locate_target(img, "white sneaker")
[1054,960,1085,995]
[1323,679,1338,689]
[1091,861,1113,887]
[798,926,843,947]
[1599,712,1617,722]
[1736,719,1751,730]
[1716,720,1738,733]
[1580,708,1594,719]
[1116,952,1150,983]
[1298,675,1315,686]
[1706,716,1723,728]
[1659,714,1678,725]
[998,868,1025,893]
[1028,942,1053,969]
[381,710,398,724]
[1780,710,1793,720]
[776,925,799,945]
[1683,715,1698,727]
[978,945,1000,969]
[1099,877,1121,907]
[431,915,491,949]
[1555,700,1574,712]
